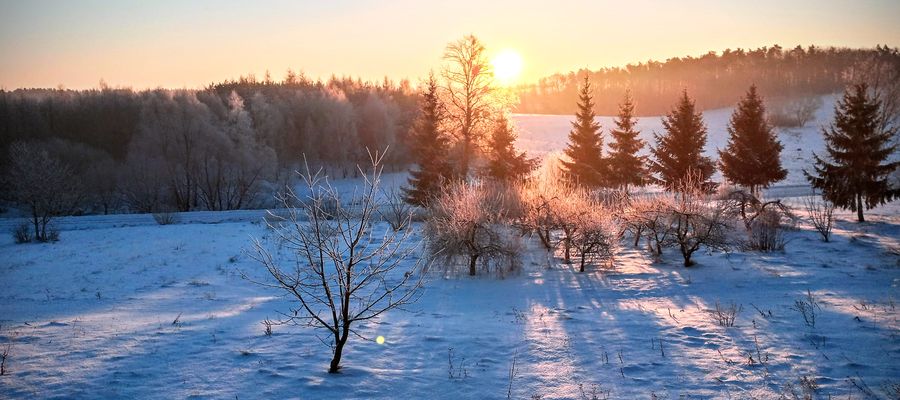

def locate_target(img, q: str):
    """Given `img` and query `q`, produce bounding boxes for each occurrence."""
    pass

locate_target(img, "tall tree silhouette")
[805,83,898,222]
[441,35,495,178]
[650,90,715,189]
[719,85,786,195]
[561,75,606,187]
[404,74,454,206]
[607,90,647,189]
[484,114,535,181]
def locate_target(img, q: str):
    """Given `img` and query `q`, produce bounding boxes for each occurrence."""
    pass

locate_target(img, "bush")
[425,180,522,277]
[747,209,787,252]
[12,221,32,244]
[804,195,834,242]
[768,96,822,128]
[152,211,180,225]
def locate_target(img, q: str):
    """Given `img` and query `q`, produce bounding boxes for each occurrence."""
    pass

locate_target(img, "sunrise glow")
[491,49,523,85]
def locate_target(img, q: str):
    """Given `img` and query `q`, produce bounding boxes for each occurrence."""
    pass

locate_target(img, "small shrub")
[711,301,742,327]
[804,195,834,242]
[12,221,32,244]
[153,211,180,225]
[792,289,820,327]
[747,209,787,252]
[379,188,413,231]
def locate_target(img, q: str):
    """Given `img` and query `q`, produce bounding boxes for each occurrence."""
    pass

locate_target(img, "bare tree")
[568,204,619,273]
[804,194,835,242]
[4,142,81,242]
[668,174,734,266]
[442,35,498,177]
[425,180,521,276]
[250,151,424,373]
[768,96,822,128]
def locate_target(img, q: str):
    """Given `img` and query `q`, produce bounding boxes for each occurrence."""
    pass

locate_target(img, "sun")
[491,49,523,85]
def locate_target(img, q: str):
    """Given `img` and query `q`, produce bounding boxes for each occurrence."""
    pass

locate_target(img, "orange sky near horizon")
[1,0,898,90]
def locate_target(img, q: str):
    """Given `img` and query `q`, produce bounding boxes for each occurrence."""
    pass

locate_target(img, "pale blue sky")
[1,0,898,89]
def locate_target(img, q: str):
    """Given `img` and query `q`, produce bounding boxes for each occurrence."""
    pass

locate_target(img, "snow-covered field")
[1,202,898,399]
[2,99,899,399]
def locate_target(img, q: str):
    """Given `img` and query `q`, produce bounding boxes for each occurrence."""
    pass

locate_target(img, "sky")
[1,0,898,90]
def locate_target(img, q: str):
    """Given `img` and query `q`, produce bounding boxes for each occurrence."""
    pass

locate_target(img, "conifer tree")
[561,75,606,187]
[805,83,898,222]
[485,114,535,180]
[404,74,453,206]
[719,85,787,196]
[649,90,715,189]
[607,90,647,189]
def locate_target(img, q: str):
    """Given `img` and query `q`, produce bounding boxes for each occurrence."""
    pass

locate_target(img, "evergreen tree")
[561,75,606,187]
[404,74,454,206]
[805,83,898,222]
[485,114,535,180]
[719,85,787,195]
[607,90,647,189]
[649,89,715,189]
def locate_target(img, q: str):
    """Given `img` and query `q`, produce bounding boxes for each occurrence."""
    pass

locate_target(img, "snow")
[2,98,899,398]
[1,201,898,399]
[512,95,838,190]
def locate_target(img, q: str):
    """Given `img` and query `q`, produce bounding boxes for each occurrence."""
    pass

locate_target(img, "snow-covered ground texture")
[512,95,837,190]
[1,200,899,399]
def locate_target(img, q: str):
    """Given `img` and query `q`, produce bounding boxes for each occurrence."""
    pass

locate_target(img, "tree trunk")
[329,338,347,373]
[856,193,865,222]
[468,254,478,276]
[579,253,586,273]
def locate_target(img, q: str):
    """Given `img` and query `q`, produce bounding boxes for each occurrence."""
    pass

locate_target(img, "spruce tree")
[485,114,535,180]
[805,83,898,222]
[403,74,453,206]
[561,75,606,187]
[607,90,647,189]
[649,89,715,189]
[719,85,787,196]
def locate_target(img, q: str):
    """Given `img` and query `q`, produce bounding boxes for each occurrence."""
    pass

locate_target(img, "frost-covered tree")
[805,83,899,222]
[561,75,606,187]
[484,114,535,181]
[719,85,786,195]
[404,74,454,207]
[607,90,647,190]
[650,90,715,190]
[4,141,81,242]
[251,152,423,373]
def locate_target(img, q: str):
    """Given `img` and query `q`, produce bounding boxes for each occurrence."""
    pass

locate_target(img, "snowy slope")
[1,202,898,399]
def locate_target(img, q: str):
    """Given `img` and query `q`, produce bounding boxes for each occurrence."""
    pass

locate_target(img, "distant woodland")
[515,45,900,115]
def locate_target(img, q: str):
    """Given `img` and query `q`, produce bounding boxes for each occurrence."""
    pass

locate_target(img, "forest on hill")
[514,45,900,115]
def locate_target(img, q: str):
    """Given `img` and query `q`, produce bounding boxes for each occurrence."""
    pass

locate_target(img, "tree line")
[0,75,419,218]
[515,44,900,116]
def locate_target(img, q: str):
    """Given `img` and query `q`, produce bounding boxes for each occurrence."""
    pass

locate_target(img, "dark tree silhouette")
[561,75,606,187]
[607,90,647,190]
[650,90,715,189]
[719,85,786,195]
[805,83,898,222]
[484,114,535,181]
[404,74,454,206]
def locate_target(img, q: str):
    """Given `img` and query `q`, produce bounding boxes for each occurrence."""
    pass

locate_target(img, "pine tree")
[805,83,898,222]
[719,85,787,196]
[485,114,535,180]
[404,74,454,206]
[607,90,647,189]
[561,75,606,187]
[649,89,715,189]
